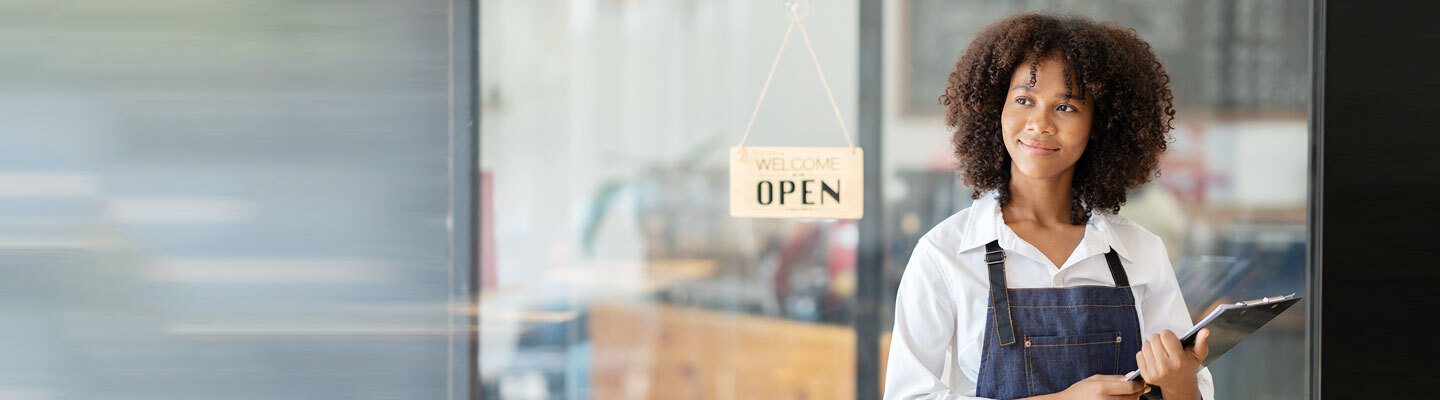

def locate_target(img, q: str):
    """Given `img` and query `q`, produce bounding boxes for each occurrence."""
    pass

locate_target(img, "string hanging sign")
[730,4,863,219]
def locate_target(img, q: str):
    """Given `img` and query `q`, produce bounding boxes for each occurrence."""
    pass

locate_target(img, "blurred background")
[0,0,1309,399]
[0,1,462,399]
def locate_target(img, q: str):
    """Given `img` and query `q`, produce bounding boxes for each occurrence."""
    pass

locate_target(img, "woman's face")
[1000,55,1093,181]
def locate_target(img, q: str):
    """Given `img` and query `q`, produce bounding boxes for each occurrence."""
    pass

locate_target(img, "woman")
[884,13,1214,400]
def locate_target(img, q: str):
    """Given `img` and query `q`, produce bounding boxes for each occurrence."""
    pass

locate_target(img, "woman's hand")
[1134,328,1209,399]
[1034,374,1146,400]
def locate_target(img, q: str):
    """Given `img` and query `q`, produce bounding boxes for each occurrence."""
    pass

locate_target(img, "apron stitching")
[988,304,1135,309]
[1023,335,1033,397]
[1002,287,1016,346]
[1005,285,1132,290]
[1114,331,1121,375]
[1027,340,1121,347]
[992,307,1007,346]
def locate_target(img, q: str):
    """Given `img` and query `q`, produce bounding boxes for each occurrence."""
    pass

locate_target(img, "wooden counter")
[590,302,862,399]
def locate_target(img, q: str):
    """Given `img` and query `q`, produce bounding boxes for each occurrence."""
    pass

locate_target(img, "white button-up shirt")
[884,191,1215,400]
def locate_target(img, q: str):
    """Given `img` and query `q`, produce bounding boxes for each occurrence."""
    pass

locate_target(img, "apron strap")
[1102,248,1130,287]
[984,240,1017,346]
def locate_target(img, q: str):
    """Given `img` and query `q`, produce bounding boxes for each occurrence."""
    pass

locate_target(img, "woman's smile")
[1018,137,1060,156]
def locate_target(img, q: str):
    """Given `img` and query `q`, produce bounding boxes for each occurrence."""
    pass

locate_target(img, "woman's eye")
[1014,97,1032,106]
[1057,104,1077,112]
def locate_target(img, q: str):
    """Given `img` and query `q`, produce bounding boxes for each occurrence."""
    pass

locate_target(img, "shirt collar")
[955,190,1136,264]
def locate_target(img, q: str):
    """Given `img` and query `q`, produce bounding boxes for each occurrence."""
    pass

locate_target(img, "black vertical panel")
[1319,0,1440,398]
[449,0,480,399]
[1306,0,1323,398]
[856,0,884,399]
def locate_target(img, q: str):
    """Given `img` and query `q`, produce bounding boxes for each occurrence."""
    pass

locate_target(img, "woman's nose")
[1025,111,1055,135]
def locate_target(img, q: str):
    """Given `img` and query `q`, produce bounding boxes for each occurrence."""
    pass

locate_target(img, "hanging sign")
[730,147,863,219]
[728,7,863,219]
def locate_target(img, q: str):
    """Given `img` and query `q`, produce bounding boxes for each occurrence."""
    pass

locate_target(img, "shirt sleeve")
[1139,243,1216,400]
[883,240,994,400]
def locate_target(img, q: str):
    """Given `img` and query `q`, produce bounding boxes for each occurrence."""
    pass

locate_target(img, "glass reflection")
[0,1,456,399]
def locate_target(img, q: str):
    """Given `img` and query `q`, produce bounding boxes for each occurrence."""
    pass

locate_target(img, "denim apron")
[975,240,1146,399]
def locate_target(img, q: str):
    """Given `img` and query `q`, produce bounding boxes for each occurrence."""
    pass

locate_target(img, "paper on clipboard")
[1125,293,1302,381]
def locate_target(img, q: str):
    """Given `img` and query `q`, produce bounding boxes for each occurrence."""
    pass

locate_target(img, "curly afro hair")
[939,13,1175,224]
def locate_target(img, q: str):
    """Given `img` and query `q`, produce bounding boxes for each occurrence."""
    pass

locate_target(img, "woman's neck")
[1003,165,1075,226]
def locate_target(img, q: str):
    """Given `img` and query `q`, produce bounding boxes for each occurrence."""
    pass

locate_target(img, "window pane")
[0,1,458,398]
[479,1,860,398]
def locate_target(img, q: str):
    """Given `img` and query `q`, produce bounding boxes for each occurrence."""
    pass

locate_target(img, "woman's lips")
[1018,138,1059,155]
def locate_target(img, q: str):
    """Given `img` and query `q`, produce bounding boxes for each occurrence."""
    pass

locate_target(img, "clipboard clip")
[1238,293,1297,307]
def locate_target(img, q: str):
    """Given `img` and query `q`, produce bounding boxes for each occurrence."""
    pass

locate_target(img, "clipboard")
[1125,293,1302,381]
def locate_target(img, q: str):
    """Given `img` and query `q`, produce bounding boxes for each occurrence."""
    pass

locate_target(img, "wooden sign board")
[729,146,863,219]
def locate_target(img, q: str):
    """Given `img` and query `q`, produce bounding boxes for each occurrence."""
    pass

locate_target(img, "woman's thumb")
[1192,328,1211,361]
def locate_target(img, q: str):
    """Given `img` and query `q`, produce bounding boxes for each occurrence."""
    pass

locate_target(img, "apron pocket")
[1022,331,1122,396]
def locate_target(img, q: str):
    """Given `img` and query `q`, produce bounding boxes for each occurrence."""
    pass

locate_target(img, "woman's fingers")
[1133,329,1212,390]
[1159,330,1185,367]
[1100,379,1145,395]
[1138,342,1158,380]
[1145,337,1163,372]
[1135,352,1147,379]
[1149,333,1172,362]
[1086,375,1143,399]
